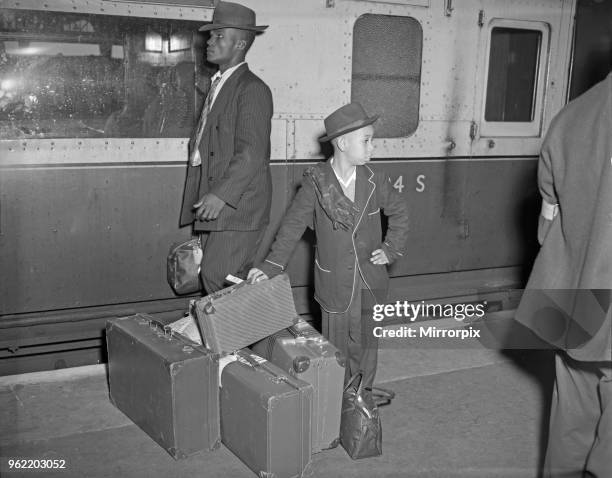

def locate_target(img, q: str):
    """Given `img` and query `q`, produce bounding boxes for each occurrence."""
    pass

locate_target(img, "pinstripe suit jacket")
[179,64,273,231]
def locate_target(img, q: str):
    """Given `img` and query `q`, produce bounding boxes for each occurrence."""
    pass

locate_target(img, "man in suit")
[515,73,611,477]
[180,1,273,293]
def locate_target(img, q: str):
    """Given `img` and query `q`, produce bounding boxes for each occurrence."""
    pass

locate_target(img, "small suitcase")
[107,314,220,459]
[194,273,299,354]
[221,351,312,478]
[251,320,345,453]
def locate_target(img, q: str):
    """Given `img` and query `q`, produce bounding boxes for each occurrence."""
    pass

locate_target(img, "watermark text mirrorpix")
[371,300,485,339]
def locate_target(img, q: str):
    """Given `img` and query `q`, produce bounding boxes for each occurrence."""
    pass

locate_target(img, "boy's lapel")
[354,165,376,229]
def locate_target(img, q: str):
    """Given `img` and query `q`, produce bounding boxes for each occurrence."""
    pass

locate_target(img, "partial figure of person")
[248,102,410,391]
[143,63,195,137]
[179,1,273,293]
[515,72,612,478]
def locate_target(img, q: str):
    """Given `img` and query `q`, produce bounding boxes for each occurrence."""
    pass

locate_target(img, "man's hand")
[193,193,226,221]
[247,268,269,283]
[370,249,389,265]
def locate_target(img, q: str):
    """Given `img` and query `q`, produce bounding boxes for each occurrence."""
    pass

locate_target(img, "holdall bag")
[340,372,382,459]
[167,237,202,295]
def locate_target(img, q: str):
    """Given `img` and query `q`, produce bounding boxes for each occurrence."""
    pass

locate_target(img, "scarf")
[304,165,360,231]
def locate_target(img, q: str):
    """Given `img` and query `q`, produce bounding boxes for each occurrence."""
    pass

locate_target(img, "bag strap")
[146,316,209,355]
[344,372,364,393]
[235,349,262,368]
[371,386,395,407]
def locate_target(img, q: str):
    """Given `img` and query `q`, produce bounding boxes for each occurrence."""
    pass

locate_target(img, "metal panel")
[0,0,214,21]
[0,162,288,314]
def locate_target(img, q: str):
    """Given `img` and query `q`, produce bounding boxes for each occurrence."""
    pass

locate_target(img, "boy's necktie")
[189,75,221,167]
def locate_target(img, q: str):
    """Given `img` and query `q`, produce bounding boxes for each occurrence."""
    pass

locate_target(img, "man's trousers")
[544,352,612,477]
[199,229,264,293]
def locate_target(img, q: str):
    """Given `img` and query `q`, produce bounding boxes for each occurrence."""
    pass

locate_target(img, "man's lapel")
[207,63,248,119]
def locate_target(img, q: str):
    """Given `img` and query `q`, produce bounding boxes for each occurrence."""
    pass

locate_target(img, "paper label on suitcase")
[194,274,299,354]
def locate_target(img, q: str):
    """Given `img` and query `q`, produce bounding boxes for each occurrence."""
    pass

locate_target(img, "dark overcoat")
[515,74,612,361]
[179,64,273,231]
[258,160,410,313]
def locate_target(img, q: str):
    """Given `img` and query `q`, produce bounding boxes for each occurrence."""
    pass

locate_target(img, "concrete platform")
[0,318,555,478]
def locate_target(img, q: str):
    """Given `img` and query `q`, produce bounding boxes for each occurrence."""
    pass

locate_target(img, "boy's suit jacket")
[180,64,273,231]
[258,160,410,313]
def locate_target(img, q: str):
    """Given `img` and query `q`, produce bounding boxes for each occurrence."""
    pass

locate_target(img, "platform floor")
[0,318,555,478]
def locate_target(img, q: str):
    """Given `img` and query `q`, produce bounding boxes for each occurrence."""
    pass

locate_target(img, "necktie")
[189,75,221,167]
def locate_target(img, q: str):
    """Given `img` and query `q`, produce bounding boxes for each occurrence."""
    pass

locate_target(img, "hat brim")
[199,23,268,32]
[319,115,379,142]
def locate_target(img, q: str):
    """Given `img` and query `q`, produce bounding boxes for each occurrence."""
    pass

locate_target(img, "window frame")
[480,19,550,138]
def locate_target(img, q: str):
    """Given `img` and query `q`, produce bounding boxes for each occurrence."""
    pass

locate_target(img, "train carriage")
[0,0,610,374]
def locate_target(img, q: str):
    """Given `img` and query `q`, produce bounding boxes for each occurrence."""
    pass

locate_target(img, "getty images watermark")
[362,289,610,350]
[370,300,485,339]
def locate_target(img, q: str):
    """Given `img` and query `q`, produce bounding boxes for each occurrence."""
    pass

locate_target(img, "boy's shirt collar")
[330,157,356,189]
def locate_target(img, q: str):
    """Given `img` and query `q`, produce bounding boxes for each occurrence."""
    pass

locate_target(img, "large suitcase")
[251,320,345,453]
[107,314,220,459]
[194,274,299,354]
[221,351,312,478]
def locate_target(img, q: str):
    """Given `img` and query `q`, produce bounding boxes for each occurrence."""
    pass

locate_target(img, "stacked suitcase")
[221,351,313,478]
[251,320,345,453]
[107,274,345,478]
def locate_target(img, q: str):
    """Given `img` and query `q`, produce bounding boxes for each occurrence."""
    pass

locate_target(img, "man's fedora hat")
[199,1,268,32]
[320,102,379,142]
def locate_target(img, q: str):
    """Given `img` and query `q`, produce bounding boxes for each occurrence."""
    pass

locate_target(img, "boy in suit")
[180,1,273,293]
[248,103,410,391]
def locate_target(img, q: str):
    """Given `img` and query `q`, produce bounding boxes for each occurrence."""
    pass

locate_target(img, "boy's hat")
[320,102,379,142]
[199,1,268,32]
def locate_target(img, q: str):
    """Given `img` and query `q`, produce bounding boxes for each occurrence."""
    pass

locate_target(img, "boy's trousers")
[544,352,612,478]
[321,275,379,389]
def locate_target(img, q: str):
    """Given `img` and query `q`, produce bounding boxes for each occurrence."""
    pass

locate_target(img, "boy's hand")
[370,249,389,265]
[247,268,269,283]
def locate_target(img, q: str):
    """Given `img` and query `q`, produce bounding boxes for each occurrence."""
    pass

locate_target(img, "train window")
[485,28,541,122]
[0,8,206,140]
[480,20,550,137]
[351,14,422,138]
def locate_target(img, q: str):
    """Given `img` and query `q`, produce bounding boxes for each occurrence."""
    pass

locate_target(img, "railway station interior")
[1,0,611,477]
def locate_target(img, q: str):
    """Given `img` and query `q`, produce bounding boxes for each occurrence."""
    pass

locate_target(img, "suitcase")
[251,320,345,453]
[194,273,299,354]
[106,314,220,459]
[221,351,313,478]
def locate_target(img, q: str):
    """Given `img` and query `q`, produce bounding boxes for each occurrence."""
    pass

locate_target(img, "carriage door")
[470,0,575,157]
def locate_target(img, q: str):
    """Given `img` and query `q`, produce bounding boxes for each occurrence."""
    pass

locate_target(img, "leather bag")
[339,372,382,459]
[167,237,202,295]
